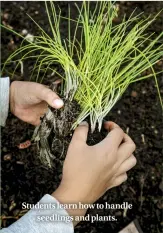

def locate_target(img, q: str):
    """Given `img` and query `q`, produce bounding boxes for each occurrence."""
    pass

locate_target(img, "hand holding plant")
[10,81,64,125]
[3,2,163,132]
[2,1,162,167]
[52,121,136,224]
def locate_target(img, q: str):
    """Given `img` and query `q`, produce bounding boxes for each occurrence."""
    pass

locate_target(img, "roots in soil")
[32,83,80,168]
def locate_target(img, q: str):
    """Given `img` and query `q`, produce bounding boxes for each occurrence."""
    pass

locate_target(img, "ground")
[1,1,163,232]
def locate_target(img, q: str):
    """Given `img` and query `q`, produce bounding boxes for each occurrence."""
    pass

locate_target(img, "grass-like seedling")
[2,2,163,132]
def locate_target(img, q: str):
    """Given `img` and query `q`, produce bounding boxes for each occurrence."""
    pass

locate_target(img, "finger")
[71,121,89,144]
[104,121,121,131]
[111,173,128,188]
[40,107,48,116]
[43,79,61,87]
[22,115,41,126]
[116,155,137,176]
[28,115,41,126]
[37,85,64,109]
[117,134,136,162]
[102,121,124,148]
[38,102,48,116]
[54,79,61,85]
[51,80,62,91]
[29,102,48,119]
[32,119,41,126]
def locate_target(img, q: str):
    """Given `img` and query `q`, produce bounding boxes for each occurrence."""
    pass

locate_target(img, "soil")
[1,1,163,233]
[33,94,81,168]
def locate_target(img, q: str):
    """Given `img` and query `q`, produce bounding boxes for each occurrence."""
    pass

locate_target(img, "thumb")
[72,121,89,144]
[39,86,64,109]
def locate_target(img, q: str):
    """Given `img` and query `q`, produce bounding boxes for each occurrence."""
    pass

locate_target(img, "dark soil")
[33,94,81,167]
[1,1,163,233]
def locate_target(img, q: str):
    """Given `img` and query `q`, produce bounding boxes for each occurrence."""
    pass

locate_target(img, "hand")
[52,121,136,224]
[10,81,63,125]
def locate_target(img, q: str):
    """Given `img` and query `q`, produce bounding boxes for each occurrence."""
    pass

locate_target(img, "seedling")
[2,2,163,167]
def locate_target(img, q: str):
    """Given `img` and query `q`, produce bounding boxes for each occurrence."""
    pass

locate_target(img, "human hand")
[52,121,136,222]
[10,81,63,125]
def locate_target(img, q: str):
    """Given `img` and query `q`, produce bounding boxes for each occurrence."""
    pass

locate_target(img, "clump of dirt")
[33,79,107,168]
[50,98,80,152]
[32,81,108,168]
[33,82,108,167]
[33,91,81,167]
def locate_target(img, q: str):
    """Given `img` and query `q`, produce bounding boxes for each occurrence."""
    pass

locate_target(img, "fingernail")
[79,121,88,126]
[53,99,64,108]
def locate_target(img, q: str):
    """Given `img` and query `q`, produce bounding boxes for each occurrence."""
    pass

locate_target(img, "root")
[32,96,80,168]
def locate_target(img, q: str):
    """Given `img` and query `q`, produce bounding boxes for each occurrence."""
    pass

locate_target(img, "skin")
[10,81,137,226]
[10,81,64,125]
[52,121,136,225]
